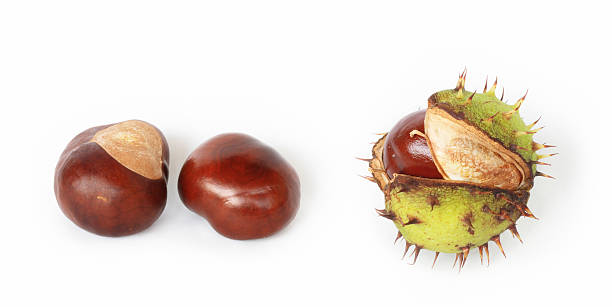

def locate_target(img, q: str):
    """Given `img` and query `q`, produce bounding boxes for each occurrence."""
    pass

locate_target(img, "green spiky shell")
[369,134,533,256]
[385,175,528,254]
[366,73,554,265]
[429,89,538,177]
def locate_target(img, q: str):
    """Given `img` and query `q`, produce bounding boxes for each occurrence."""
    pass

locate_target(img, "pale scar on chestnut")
[90,120,164,180]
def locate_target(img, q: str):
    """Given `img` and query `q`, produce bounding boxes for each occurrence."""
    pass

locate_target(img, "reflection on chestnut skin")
[383,110,443,179]
[178,133,300,240]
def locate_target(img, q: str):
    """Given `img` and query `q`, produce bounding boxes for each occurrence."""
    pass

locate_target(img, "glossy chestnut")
[178,133,300,240]
[383,110,443,179]
[54,120,169,237]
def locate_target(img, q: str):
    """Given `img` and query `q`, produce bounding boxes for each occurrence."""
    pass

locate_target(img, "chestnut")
[54,120,169,237]
[178,133,300,240]
[383,110,443,179]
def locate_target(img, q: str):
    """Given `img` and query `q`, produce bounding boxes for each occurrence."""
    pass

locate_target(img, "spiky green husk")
[429,89,538,175]
[385,175,527,254]
[370,134,533,255]
[366,73,554,266]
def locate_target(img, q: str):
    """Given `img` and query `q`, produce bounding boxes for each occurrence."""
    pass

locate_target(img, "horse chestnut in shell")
[178,133,300,240]
[366,72,556,269]
[54,120,169,237]
[383,110,442,179]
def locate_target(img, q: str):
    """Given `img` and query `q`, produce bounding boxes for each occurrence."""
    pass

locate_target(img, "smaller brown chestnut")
[178,133,300,240]
[383,110,443,179]
[54,120,169,237]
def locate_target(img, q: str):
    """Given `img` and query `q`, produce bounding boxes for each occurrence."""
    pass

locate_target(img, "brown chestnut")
[54,120,169,237]
[383,110,443,179]
[178,133,300,240]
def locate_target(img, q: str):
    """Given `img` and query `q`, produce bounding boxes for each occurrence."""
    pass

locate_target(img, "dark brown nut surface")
[383,110,442,179]
[178,133,300,240]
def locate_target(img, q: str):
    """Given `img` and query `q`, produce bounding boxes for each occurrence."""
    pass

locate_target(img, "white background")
[1,1,609,306]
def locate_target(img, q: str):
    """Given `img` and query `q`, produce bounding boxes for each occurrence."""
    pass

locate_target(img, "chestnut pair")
[54,120,300,239]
